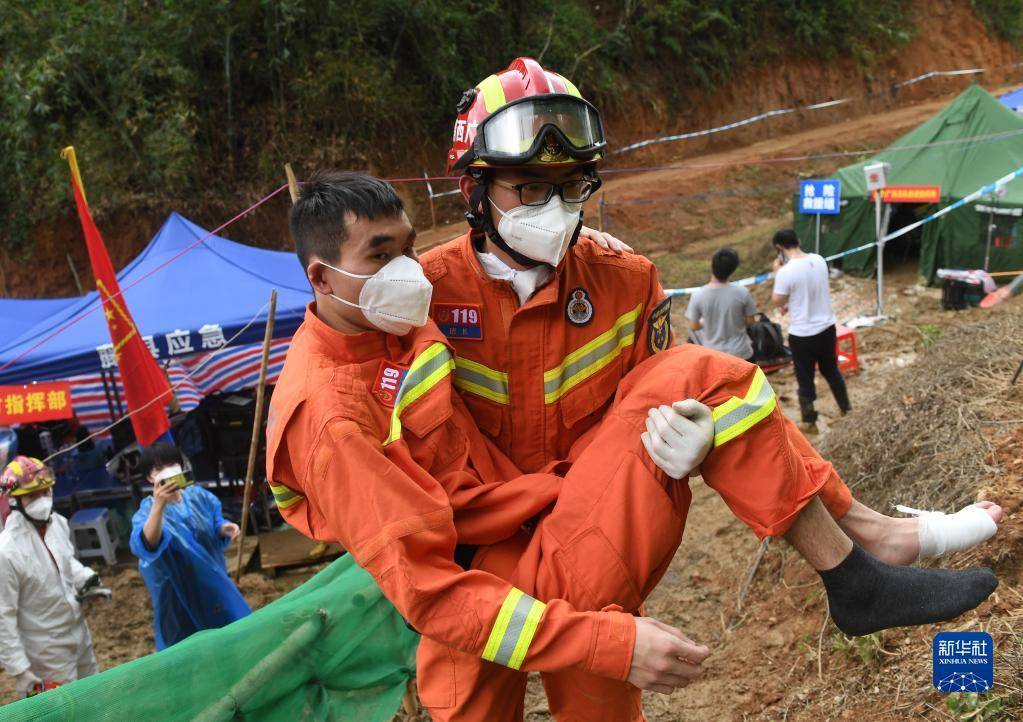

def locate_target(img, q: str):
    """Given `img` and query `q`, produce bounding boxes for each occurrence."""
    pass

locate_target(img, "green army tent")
[794,85,1023,281]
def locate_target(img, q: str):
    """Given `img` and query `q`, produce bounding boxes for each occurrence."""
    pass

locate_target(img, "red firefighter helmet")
[446,57,606,174]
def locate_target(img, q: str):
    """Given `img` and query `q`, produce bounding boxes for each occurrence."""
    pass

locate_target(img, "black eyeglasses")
[491,177,601,206]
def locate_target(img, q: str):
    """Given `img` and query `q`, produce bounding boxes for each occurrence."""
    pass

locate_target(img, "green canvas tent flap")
[1,555,419,721]
[794,85,1023,280]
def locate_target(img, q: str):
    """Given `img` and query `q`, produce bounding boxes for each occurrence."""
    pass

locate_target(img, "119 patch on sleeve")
[647,297,672,353]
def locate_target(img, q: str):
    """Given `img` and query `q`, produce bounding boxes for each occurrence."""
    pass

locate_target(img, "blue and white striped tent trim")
[68,338,291,438]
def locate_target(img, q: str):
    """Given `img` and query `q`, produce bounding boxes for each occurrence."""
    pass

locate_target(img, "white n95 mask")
[23,496,52,522]
[320,255,433,336]
[493,196,583,267]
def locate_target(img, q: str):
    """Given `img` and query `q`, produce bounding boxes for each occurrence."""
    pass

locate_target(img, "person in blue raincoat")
[130,442,250,650]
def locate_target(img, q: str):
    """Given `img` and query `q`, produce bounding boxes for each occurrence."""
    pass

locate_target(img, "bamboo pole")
[234,289,277,583]
[285,163,299,204]
[66,253,84,295]
[425,171,437,229]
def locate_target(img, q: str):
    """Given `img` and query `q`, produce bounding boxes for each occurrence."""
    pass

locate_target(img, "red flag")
[62,146,172,446]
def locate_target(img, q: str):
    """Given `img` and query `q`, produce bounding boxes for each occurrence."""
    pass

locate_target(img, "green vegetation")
[973,0,1023,41]
[945,692,1007,721]
[1,0,915,250]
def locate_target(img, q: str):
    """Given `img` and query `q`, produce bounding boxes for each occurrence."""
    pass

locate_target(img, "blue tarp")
[999,86,1023,113]
[0,213,311,384]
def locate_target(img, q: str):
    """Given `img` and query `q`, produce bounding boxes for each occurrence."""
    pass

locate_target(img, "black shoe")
[799,398,818,424]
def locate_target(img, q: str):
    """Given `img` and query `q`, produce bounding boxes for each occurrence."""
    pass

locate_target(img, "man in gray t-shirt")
[685,247,757,360]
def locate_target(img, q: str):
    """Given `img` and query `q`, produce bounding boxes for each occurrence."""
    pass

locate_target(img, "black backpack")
[747,313,791,363]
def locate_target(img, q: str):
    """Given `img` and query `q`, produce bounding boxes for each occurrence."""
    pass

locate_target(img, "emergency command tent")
[793,85,1023,281]
[0,213,311,431]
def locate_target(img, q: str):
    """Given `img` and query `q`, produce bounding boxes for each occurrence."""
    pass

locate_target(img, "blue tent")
[999,86,1023,113]
[0,213,311,384]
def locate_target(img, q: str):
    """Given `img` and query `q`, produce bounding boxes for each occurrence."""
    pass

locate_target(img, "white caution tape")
[612,62,1023,157]
[665,163,1023,297]
[883,165,1023,242]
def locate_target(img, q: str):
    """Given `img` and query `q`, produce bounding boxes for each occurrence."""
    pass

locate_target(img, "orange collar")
[302,302,451,364]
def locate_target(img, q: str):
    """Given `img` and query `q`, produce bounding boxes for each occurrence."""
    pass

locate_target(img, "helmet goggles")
[471,94,606,167]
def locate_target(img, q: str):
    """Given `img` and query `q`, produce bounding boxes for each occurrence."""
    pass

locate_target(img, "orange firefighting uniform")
[418,231,856,720]
[267,290,853,721]
[265,307,643,694]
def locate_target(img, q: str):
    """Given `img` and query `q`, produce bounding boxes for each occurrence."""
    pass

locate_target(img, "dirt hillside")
[3,0,1020,300]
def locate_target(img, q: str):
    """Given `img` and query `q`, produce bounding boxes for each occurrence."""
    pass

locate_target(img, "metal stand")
[984,205,995,272]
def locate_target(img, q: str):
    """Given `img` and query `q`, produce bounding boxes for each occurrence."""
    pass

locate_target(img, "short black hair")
[711,247,740,281]
[772,229,801,249]
[140,442,183,480]
[289,171,405,268]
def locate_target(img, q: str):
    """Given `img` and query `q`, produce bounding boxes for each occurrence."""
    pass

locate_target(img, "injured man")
[266,171,1002,721]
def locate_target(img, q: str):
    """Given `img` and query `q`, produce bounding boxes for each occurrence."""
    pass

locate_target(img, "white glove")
[15,668,42,695]
[641,399,715,479]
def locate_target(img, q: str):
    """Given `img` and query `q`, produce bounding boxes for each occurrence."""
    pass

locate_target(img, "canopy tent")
[0,297,78,344]
[1000,86,1023,113]
[794,85,1023,281]
[0,213,311,385]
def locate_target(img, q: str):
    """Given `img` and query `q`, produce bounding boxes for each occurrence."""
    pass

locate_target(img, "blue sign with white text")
[799,180,842,215]
[933,632,994,693]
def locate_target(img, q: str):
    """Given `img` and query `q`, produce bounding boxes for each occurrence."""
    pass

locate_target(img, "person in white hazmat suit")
[0,456,110,697]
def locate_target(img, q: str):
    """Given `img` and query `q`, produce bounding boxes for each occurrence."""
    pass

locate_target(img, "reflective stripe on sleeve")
[543,304,642,404]
[268,481,304,510]
[481,588,547,670]
[454,357,510,404]
[711,367,777,446]
[385,343,455,445]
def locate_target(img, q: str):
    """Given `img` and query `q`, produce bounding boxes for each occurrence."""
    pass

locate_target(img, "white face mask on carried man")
[319,255,434,336]
[492,195,582,267]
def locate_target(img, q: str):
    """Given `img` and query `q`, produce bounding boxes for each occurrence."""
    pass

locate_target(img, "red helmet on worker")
[447,57,607,174]
[0,456,55,497]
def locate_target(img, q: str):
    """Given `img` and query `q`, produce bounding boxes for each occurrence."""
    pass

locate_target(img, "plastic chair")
[69,507,119,566]
[835,324,860,374]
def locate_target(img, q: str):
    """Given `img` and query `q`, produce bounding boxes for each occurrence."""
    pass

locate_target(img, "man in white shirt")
[771,229,851,430]
[686,247,757,360]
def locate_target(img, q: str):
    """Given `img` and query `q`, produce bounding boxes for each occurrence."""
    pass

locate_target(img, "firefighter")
[417,57,1002,718]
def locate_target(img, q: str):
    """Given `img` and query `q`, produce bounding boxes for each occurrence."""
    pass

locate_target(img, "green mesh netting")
[1,555,419,721]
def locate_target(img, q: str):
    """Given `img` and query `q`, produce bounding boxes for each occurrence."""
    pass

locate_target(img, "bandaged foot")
[819,544,998,637]
[896,503,1000,560]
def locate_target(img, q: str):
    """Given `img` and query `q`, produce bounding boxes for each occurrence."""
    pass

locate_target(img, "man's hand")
[627,617,710,694]
[580,226,634,255]
[772,255,784,272]
[14,669,42,695]
[641,399,715,479]
[220,521,241,541]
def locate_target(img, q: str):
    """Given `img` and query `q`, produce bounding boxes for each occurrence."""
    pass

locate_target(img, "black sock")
[819,544,998,637]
